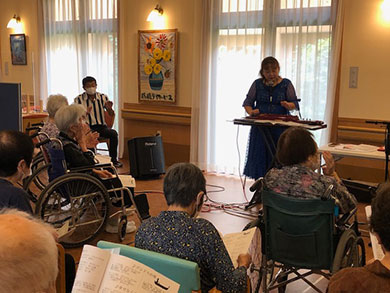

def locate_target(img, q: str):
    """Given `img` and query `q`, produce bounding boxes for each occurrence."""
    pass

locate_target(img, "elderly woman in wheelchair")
[247,127,364,292]
[32,104,149,248]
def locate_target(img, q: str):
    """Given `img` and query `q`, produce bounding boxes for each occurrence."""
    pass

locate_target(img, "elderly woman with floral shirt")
[264,127,357,214]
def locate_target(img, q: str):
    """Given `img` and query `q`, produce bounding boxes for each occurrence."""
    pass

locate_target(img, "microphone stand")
[366,120,390,181]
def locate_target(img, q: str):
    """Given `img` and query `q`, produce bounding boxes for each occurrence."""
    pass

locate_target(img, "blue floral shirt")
[135,211,247,293]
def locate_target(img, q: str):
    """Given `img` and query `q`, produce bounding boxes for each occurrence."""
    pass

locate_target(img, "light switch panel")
[349,66,358,88]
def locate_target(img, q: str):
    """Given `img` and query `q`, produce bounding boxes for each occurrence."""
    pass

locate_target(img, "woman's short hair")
[46,94,68,118]
[0,130,34,177]
[370,183,390,251]
[259,56,280,78]
[163,163,206,207]
[54,104,86,133]
[276,127,317,166]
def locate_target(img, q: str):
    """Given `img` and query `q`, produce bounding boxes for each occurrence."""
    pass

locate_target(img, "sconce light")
[147,5,163,22]
[7,15,21,29]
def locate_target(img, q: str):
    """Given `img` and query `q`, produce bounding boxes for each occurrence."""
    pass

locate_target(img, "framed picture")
[10,34,27,65]
[138,29,178,103]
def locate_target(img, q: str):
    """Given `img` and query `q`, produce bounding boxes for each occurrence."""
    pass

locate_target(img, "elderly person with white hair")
[41,94,99,149]
[0,209,58,293]
[55,103,111,178]
[55,104,150,232]
[41,94,69,138]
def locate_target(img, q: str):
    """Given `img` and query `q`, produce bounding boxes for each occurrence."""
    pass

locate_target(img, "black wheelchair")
[26,136,145,248]
[246,180,365,293]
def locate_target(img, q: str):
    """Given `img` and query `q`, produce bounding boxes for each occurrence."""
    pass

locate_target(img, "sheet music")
[118,175,136,188]
[365,206,385,260]
[100,253,180,293]
[222,227,256,267]
[72,245,180,293]
[72,245,111,292]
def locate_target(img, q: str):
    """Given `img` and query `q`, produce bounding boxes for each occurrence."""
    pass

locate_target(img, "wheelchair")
[29,137,143,248]
[246,180,365,293]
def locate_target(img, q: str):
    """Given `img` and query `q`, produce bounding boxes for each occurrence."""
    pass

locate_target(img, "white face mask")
[85,87,97,95]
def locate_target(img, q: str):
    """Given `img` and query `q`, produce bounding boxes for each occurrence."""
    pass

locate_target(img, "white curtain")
[195,0,337,175]
[40,0,118,123]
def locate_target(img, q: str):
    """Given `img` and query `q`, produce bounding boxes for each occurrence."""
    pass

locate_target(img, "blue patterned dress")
[242,78,299,179]
[135,211,247,293]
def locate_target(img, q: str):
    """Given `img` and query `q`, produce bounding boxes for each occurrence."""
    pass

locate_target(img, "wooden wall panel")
[121,103,191,167]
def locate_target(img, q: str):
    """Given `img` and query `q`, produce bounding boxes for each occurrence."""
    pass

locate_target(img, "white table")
[318,143,385,161]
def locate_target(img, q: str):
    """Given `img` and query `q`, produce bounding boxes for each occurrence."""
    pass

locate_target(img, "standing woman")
[243,56,299,179]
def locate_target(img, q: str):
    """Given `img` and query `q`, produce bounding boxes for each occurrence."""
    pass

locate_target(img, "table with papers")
[319,143,385,161]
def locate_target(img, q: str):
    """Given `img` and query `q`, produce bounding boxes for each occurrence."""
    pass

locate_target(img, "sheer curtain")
[198,0,337,175]
[40,0,118,122]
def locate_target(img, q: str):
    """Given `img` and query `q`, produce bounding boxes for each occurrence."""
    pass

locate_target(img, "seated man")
[0,130,34,213]
[0,209,58,293]
[264,126,357,214]
[54,104,150,232]
[74,76,122,167]
[328,183,390,292]
[135,163,251,293]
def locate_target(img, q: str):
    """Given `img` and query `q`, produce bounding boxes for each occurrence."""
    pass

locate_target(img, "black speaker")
[128,135,165,178]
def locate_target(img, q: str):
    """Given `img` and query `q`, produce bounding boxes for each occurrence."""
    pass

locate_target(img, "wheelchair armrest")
[69,163,113,173]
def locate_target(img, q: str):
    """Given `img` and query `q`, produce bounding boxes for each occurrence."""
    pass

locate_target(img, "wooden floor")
[64,158,374,293]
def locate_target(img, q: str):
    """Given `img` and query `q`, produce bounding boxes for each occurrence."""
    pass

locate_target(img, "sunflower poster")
[138,29,178,103]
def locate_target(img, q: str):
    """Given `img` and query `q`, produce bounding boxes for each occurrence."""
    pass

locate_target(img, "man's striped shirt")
[74,92,109,126]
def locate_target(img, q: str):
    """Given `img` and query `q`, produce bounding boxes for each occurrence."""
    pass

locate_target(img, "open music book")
[222,227,257,267]
[72,245,180,293]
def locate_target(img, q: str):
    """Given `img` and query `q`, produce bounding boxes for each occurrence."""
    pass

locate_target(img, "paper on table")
[365,206,385,260]
[333,144,378,152]
[222,227,257,267]
[100,253,180,293]
[118,175,136,188]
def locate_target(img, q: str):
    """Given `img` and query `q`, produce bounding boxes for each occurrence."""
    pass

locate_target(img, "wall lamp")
[7,15,21,29]
[147,5,164,22]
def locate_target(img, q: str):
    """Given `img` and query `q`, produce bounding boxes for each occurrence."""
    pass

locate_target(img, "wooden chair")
[56,243,66,293]
[97,241,201,293]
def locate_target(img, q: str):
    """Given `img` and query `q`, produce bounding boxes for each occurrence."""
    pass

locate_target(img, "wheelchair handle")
[321,184,334,200]
[35,138,51,148]
[26,126,41,132]
[30,132,40,138]
[31,122,44,127]
[250,177,264,192]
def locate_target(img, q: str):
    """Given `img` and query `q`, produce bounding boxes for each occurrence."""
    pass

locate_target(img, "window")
[208,0,334,175]
[42,0,118,120]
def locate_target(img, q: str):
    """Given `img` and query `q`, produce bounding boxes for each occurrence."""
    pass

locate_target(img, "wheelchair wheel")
[23,163,51,203]
[35,173,111,248]
[118,215,128,242]
[355,236,366,267]
[332,229,359,273]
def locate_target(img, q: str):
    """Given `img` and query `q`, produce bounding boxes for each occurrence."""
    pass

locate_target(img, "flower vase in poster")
[138,29,178,103]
